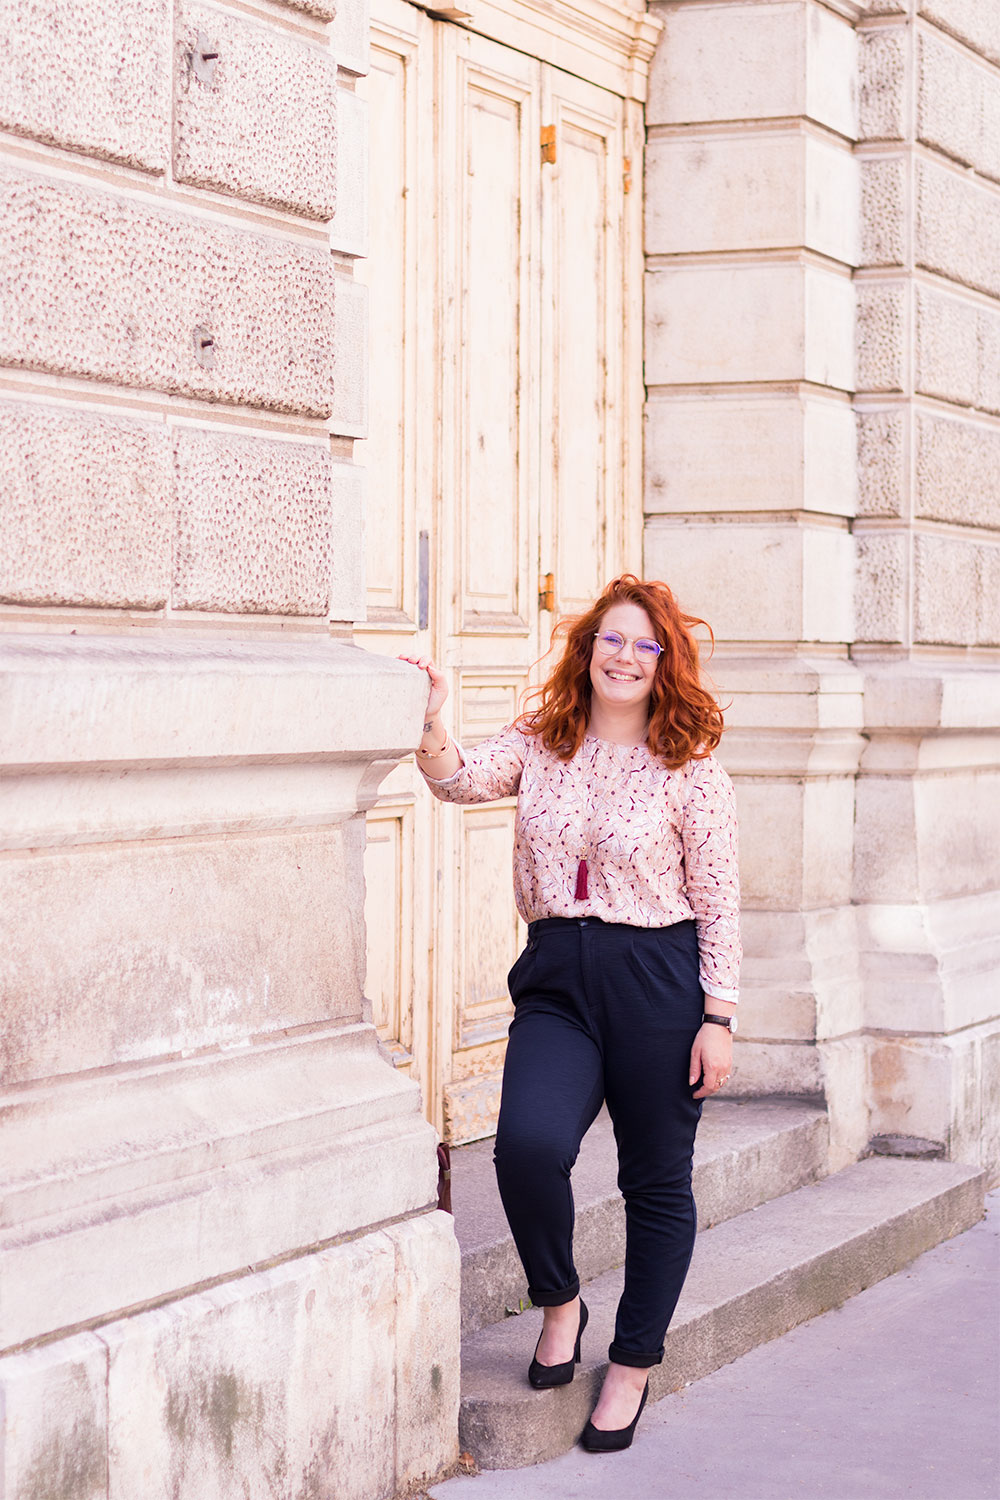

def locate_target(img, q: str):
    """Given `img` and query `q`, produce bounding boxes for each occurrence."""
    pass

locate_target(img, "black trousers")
[493,916,704,1368]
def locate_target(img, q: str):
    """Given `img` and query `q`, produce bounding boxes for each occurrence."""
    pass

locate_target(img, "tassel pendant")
[574,858,589,901]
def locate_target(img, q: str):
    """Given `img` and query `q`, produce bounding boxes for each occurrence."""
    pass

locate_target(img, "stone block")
[0,0,169,171]
[647,132,857,265]
[979,299,1000,416]
[915,409,1000,529]
[0,167,334,417]
[0,401,172,609]
[914,532,979,645]
[856,280,906,392]
[859,28,907,141]
[918,0,1000,68]
[279,0,337,19]
[333,0,371,76]
[644,518,853,645]
[102,1216,458,1500]
[915,282,978,407]
[645,264,854,391]
[0,634,427,769]
[389,1213,462,1489]
[648,1,855,137]
[819,1036,871,1170]
[858,890,1000,1034]
[916,157,1000,299]
[645,394,855,516]
[173,430,334,616]
[329,460,367,622]
[330,88,368,255]
[855,530,907,643]
[174,3,337,220]
[0,827,365,1084]
[857,407,906,516]
[860,156,906,266]
[918,26,986,171]
[868,1023,999,1171]
[0,1335,108,1498]
[331,275,369,437]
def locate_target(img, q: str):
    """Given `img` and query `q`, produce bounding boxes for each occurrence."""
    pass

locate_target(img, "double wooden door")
[356,0,642,1140]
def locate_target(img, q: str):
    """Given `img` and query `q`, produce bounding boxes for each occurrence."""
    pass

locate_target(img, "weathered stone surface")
[0,167,334,416]
[913,532,1000,645]
[329,460,367,622]
[175,3,337,220]
[647,132,857,265]
[0,634,427,770]
[869,1023,1000,1167]
[644,518,854,644]
[857,280,906,392]
[645,394,856,516]
[0,826,365,1084]
[918,26,1000,179]
[0,1335,108,1497]
[278,0,337,19]
[916,157,1000,299]
[332,0,370,76]
[173,430,334,616]
[860,156,906,266]
[859,27,907,141]
[857,407,906,516]
[919,0,1000,67]
[916,283,1000,413]
[648,0,856,136]
[0,0,169,171]
[856,530,907,643]
[103,1214,458,1500]
[331,275,369,437]
[915,409,1000,528]
[390,1213,462,1489]
[646,264,854,391]
[0,401,171,609]
[330,88,368,255]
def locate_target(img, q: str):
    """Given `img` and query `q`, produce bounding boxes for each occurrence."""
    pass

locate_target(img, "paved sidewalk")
[430,1188,999,1500]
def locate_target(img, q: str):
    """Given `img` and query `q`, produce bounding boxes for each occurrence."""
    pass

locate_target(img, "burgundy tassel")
[574,858,589,901]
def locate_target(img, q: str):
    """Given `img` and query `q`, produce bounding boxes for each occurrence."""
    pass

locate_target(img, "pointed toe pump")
[580,1380,648,1453]
[528,1299,589,1389]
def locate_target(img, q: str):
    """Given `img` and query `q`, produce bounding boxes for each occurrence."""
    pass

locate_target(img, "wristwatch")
[703,1012,738,1034]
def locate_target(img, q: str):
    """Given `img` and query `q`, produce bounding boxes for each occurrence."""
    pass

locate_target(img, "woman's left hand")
[689,1023,733,1099]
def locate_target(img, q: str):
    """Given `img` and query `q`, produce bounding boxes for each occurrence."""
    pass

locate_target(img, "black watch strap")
[702,1012,734,1031]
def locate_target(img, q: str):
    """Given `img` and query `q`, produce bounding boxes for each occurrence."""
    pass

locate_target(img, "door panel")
[362,4,637,1142]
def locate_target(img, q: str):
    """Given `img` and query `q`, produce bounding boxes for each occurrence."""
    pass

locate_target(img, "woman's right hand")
[398,655,449,719]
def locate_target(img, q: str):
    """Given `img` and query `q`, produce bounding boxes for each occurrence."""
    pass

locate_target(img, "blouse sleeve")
[419,723,528,804]
[680,753,742,1003]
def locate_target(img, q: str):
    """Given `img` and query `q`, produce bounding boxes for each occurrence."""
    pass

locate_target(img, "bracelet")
[415,734,451,759]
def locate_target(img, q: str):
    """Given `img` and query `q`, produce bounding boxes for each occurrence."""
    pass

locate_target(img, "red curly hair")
[518,575,723,769]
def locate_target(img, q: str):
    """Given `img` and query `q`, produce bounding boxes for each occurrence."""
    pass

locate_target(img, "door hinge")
[538,572,555,612]
[623,155,632,194]
[540,125,556,165]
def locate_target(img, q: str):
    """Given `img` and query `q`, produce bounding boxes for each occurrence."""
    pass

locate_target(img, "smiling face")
[588,601,660,719]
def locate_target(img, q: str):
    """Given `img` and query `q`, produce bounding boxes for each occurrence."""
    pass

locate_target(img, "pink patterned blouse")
[421,725,741,1003]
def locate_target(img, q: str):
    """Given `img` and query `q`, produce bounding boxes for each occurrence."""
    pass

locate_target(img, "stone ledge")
[861,661,1000,731]
[0,634,426,771]
[0,1026,438,1350]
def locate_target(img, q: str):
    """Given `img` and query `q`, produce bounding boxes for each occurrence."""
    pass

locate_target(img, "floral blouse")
[421,724,741,1003]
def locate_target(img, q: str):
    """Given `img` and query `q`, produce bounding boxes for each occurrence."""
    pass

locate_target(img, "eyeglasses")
[593,630,663,661]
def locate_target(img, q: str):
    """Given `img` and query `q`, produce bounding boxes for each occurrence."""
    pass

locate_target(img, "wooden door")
[358,3,639,1142]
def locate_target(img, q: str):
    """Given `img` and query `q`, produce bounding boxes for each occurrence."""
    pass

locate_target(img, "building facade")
[0,0,997,1496]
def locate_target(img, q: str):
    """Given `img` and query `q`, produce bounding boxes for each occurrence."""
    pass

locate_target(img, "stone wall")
[645,0,999,1177]
[0,2,459,1497]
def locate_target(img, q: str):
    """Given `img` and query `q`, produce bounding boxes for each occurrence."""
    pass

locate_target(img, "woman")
[401,574,740,1453]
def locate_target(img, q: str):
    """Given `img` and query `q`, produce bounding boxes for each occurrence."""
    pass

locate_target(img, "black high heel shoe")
[528,1298,589,1388]
[580,1380,648,1452]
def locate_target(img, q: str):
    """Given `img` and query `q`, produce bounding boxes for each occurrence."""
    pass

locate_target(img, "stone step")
[458,1154,987,1470]
[454,1097,829,1337]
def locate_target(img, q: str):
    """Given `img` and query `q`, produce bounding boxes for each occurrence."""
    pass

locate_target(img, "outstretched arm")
[399,654,463,781]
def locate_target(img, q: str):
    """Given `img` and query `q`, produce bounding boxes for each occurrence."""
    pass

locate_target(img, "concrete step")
[458,1154,987,1470]
[454,1097,829,1337]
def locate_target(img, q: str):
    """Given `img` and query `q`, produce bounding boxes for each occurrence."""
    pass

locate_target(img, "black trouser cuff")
[608,1342,664,1368]
[527,1279,581,1308]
